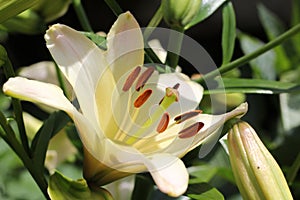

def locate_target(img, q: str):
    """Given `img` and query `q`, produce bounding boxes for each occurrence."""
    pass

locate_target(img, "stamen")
[174,110,202,124]
[178,122,204,138]
[134,89,152,108]
[156,112,170,133]
[122,66,141,91]
[173,83,180,89]
[135,67,155,91]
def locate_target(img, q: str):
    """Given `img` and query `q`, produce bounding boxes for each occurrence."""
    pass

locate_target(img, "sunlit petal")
[45,24,108,131]
[106,11,144,82]
[161,103,248,157]
[143,154,188,197]
[3,77,74,115]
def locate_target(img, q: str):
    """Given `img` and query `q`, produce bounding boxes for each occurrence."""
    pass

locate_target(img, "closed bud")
[162,0,201,30]
[33,0,71,22]
[0,10,46,34]
[227,121,293,200]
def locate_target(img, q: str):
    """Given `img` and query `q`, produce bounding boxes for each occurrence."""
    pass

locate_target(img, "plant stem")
[0,46,50,198]
[0,112,49,199]
[287,152,300,185]
[103,0,123,16]
[72,0,93,32]
[1,47,30,155]
[198,23,300,84]
[143,5,163,41]
[165,27,185,68]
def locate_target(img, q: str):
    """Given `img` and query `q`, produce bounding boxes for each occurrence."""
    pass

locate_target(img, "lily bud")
[227,121,293,200]
[0,9,46,34]
[162,0,201,30]
[33,0,71,22]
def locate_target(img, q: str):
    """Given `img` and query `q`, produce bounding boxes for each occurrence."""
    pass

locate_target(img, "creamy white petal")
[143,153,188,197]
[148,39,167,63]
[45,24,109,131]
[3,77,74,115]
[18,61,73,99]
[106,11,144,82]
[160,103,248,157]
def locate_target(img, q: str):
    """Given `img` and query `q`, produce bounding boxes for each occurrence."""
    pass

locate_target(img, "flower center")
[115,66,204,148]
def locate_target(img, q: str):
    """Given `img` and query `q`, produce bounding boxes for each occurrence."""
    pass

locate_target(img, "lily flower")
[3,12,248,197]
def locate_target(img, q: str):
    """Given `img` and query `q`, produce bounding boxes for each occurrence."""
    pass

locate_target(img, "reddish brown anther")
[178,122,204,138]
[135,67,155,91]
[173,83,180,89]
[122,66,141,91]
[174,110,202,124]
[156,112,170,133]
[133,89,152,108]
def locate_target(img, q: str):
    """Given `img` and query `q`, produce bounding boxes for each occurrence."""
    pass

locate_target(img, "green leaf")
[0,9,46,34]
[131,175,154,200]
[0,90,11,111]
[257,3,290,73]
[31,111,70,170]
[204,77,300,94]
[186,0,227,29]
[82,32,107,50]
[48,171,113,200]
[291,0,300,54]
[221,1,236,65]
[238,32,276,80]
[187,183,224,200]
[279,69,300,132]
[0,0,39,23]
[188,164,218,184]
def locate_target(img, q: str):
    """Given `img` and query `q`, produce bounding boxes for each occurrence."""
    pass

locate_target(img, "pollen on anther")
[134,89,152,108]
[122,66,141,91]
[178,122,204,138]
[156,112,170,133]
[135,67,155,91]
[174,110,202,124]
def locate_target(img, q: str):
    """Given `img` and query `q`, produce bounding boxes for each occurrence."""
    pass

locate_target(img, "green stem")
[103,0,123,16]
[143,5,163,41]
[165,27,185,68]
[72,0,93,32]
[0,112,49,199]
[198,23,300,84]
[287,152,300,185]
[1,47,30,155]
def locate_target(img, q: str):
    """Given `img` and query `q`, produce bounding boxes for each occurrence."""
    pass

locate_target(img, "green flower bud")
[162,0,202,30]
[0,9,46,34]
[227,121,293,200]
[33,0,71,22]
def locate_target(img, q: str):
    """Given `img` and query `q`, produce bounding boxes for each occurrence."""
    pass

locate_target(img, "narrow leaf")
[238,32,276,80]
[186,0,227,29]
[205,77,300,94]
[291,0,300,54]
[31,111,70,169]
[187,183,224,200]
[82,32,107,50]
[0,0,39,23]
[257,3,290,72]
[131,175,154,200]
[222,1,236,65]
